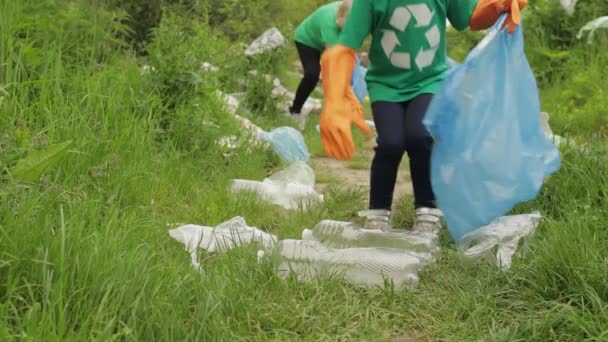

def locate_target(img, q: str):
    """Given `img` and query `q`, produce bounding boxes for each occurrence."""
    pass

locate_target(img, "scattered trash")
[462,212,542,270]
[265,161,316,186]
[140,64,156,75]
[274,239,428,290]
[302,220,439,254]
[233,114,265,139]
[423,15,561,242]
[259,127,310,163]
[540,111,576,149]
[217,135,239,150]
[560,0,578,16]
[216,90,241,115]
[200,62,219,72]
[245,27,286,56]
[169,216,278,271]
[231,162,323,210]
[577,16,608,44]
[247,70,322,115]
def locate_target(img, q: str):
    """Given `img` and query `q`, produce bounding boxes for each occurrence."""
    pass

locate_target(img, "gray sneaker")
[412,207,443,234]
[358,209,392,230]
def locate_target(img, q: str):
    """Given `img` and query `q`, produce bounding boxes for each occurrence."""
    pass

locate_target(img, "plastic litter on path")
[215,91,311,162]
[231,161,323,210]
[169,216,278,271]
[461,212,542,270]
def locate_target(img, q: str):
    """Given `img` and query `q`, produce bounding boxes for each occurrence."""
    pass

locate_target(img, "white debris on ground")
[461,212,542,270]
[231,161,323,210]
[560,0,578,16]
[244,27,286,56]
[540,111,576,148]
[577,16,608,44]
[200,62,219,72]
[169,216,278,271]
[140,64,156,75]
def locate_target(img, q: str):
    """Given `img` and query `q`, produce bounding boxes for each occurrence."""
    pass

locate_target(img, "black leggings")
[290,41,321,114]
[370,94,436,210]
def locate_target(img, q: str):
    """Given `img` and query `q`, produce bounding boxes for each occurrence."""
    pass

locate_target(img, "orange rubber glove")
[470,0,527,33]
[319,45,373,160]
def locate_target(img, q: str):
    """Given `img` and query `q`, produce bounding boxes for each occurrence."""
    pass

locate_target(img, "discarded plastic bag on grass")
[540,111,576,149]
[461,212,542,270]
[560,0,578,15]
[423,15,560,242]
[259,127,310,163]
[245,28,286,56]
[231,162,323,210]
[577,16,608,44]
[273,239,429,290]
[169,216,277,270]
[265,161,316,186]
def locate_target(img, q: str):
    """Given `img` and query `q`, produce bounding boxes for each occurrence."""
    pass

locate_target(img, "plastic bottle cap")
[301,229,314,240]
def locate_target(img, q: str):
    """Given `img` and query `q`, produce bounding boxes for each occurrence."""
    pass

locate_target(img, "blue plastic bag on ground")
[423,16,561,242]
[260,126,310,163]
[351,56,367,104]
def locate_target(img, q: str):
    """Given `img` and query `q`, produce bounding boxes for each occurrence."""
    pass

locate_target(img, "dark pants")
[290,41,321,114]
[370,94,436,210]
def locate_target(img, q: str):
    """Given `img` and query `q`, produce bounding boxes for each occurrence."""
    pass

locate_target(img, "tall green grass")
[1,0,607,340]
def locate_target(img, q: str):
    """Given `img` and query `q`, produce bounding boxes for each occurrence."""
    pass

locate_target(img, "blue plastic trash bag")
[351,56,367,104]
[260,126,310,163]
[423,15,561,242]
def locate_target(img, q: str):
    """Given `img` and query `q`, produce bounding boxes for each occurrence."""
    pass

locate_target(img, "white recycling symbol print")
[381,4,440,70]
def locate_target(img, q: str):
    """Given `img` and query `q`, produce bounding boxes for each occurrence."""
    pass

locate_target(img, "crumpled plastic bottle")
[274,239,431,290]
[301,220,438,254]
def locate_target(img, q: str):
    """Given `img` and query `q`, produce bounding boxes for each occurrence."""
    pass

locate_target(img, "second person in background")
[289,0,353,126]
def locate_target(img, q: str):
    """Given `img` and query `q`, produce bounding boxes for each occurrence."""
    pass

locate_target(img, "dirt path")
[312,140,413,201]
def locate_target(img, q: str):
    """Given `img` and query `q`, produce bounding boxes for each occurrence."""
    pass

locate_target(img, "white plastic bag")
[169,216,278,270]
[461,212,542,270]
[560,0,578,16]
[577,16,608,44]
[231,162,323,210]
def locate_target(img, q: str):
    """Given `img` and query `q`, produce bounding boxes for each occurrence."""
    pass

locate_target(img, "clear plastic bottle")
[301,220,438,253]
[275,239,431,290]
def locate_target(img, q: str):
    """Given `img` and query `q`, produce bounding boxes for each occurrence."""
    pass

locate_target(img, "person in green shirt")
[317,0,527,231]
[289,0,352,120]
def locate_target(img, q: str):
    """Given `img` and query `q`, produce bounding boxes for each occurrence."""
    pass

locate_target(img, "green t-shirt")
[294,1,342,51]
[339,0,479,103]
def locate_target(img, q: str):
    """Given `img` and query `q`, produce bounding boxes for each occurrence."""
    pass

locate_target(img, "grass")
[1,0,608,340]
